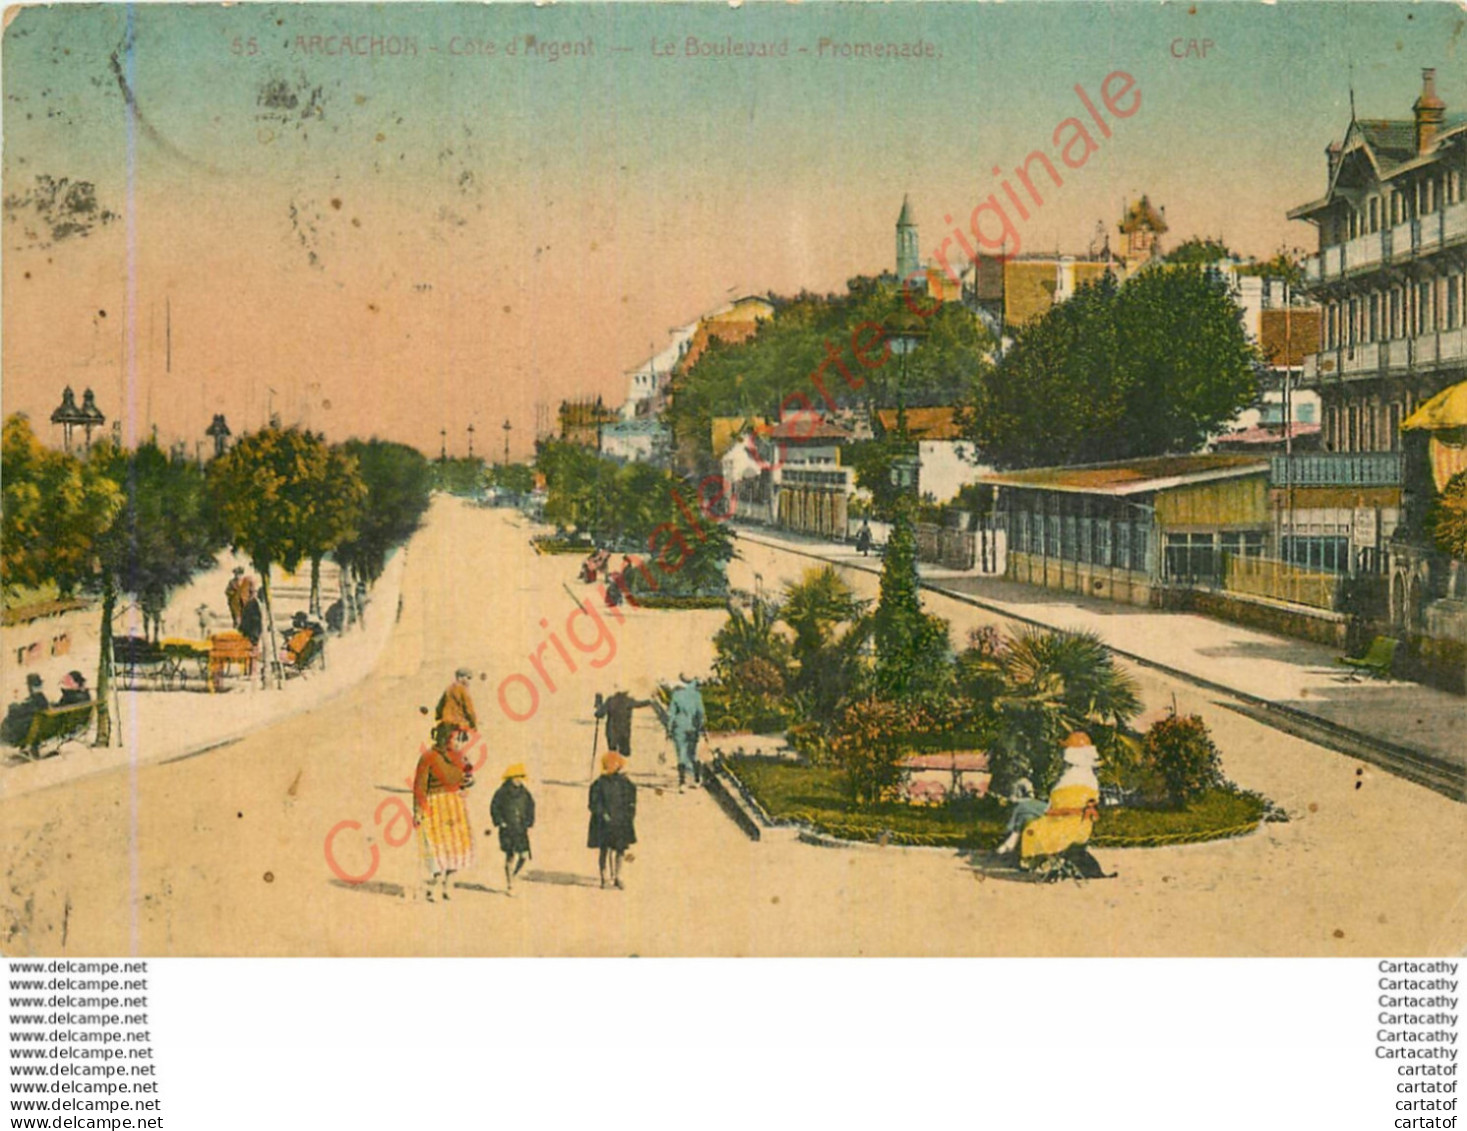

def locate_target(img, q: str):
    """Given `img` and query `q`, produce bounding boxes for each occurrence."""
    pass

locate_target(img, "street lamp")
[502,419,512,465]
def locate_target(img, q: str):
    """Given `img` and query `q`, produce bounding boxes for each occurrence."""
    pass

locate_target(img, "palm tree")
[780,566,871,722]
[989,629,1142,793]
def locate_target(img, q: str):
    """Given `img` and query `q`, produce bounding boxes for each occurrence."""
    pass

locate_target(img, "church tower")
[895,194,920,282]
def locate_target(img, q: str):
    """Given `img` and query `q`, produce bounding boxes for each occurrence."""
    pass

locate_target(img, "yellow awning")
[1403,380,1467,431]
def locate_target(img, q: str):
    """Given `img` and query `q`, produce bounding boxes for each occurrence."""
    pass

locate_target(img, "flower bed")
[722,756,1269,850]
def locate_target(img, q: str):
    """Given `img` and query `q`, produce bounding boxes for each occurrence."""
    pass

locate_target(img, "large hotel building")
[1290,68,1466,454]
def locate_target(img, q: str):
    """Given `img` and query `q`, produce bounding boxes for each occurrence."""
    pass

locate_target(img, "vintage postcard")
[1,1,1464,960]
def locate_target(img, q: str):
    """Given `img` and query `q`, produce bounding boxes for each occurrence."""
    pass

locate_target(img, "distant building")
[557,397,618,449]
[599,416,672,466]
[873,406,992,503]
[676,296,775,374]
[622,323,697,420]
[1117,194,1168,271]
[1290,67,1467,455]
[890,195,967,306]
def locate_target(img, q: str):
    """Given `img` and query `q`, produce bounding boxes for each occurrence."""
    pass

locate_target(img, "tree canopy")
[967,266,1259,468]
[664,278,992,468]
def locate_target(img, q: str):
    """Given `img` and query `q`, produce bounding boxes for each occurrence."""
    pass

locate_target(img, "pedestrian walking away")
[435,667,479,744]
[413,723,476,902]
[588,751,636,890]
[225,566,246,628]
[595,685,654,758]
[489,763,535,896]
[855,520,873,556]
[666,673,706,792]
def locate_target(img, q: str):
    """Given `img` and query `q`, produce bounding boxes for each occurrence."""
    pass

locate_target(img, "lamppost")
[440,428,447,462]
[502,419,512,465]
[467,423,475,460]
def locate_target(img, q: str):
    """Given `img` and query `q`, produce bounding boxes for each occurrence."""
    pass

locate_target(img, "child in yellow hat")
[489,763,535,896]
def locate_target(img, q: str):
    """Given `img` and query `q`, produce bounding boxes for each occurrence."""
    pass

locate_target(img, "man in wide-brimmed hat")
[489,763,535,896]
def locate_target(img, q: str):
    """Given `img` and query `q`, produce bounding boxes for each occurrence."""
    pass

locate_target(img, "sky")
[2,2,1464,459]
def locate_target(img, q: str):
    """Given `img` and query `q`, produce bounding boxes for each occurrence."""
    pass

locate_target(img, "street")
[2,499,1463,957]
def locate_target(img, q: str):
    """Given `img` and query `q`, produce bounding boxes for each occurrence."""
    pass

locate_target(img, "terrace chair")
[1337,636,1398,682]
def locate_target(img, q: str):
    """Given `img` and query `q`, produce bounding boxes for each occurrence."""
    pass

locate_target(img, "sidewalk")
[0,546,409,804]
[735,524,1466,797]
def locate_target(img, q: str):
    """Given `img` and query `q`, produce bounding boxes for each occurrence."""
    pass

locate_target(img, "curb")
[734,529,1466,804]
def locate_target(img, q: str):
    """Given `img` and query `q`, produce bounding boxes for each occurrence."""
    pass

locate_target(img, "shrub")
[827,695,924,804]
[1143,713,1224,807]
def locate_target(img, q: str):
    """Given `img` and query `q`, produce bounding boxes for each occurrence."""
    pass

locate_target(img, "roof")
[1403,379,1467,431]
[875,406,964,441]
[767,416,852,441]
[1119,195,1168,235]
[897,194,916,227]
[1259,308,1323,367]
[982,454,1269,496]
[1290,114,1467,219]
[1211,422,1321,447]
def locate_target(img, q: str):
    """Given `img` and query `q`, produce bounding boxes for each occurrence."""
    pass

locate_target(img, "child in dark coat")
[489,764,535,896]
[588,751,637,890]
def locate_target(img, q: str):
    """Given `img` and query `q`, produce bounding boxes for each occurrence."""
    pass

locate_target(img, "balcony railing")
[1270,452,1403,487]
[1302,326,1467,384]
[1306,200,1467,285]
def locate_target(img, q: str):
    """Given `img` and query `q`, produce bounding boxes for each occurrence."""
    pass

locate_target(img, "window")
[1115,522,1131,572]
[1369,197,1380,232]
[1449,274,1462,330]
[1047,514,1061,559]
[1388,403,1402,451]
[1219,532,1265,560]
[1369,293,1380,342]
[1391,289,1403,338]
[1165,533,1219,584]
[1420,281,1435,334]
[1096,521,1112,569]
[1281,535,1350,573]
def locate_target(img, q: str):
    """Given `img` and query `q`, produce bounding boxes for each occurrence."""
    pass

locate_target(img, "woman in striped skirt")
[413,723,476,902]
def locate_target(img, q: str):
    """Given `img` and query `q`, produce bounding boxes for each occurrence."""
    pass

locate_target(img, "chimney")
[1414,67,1446,154]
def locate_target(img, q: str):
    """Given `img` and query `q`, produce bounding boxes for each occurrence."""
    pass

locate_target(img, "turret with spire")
[895,194,920,283]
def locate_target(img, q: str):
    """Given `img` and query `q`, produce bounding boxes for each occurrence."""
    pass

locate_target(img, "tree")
[780,566,871,722]
[208,427,357,687]
[968,267,1258,468]
[1427,470,1467,562]
[986,629,1142,794]
[872,501,951,699]
[488,462,535,497]
[1164,237,1236,266]
[334,439,433,595]
[300,445,367,615]
[2,414,122,600]
[87,440,222,745]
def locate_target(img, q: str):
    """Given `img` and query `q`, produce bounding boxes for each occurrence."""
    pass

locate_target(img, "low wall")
[1006,552,1152,607]
[1168,589,1349,649]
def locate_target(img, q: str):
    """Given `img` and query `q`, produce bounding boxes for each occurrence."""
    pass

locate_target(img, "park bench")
[1337,636,1399,681]
[113,635,167,689]
[275,626,325,678]
[209,631,257,690]
[14,702,95,760]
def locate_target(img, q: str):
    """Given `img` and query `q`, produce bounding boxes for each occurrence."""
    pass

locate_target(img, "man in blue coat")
[666,674,706,792]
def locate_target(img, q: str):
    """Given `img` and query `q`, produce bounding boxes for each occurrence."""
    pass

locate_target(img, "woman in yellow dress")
[1020,732,1101,864]
[413,723,476,901]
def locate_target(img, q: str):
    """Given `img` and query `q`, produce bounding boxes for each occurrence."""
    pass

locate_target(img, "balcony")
[1270,452,1403,488]
[1306,200,1467,287]
[1302,326,1467,384]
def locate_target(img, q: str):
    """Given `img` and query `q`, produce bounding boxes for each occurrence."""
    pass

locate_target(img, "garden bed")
[722,756,1269,851]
